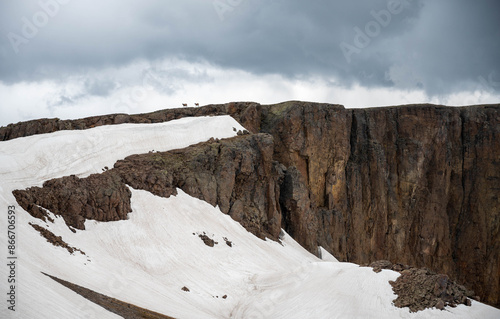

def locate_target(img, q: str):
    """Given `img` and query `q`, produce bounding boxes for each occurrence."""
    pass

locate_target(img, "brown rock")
[279,166,317,253]
[259,102,500,307]
[29,223,85,255]
[435,300,445,310]
[8,101,500,307]
[14,172,131,230]
[199,234,216,247]
[14,133,283,242]
[223,237,233,247]
[0,102,260,141]
[113,133,283,241]
[369,260,393,273]
[390,267,474,312]
[44,273,176,319]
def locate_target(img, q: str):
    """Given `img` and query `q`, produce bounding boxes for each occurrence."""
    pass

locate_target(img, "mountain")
[0,101,499,318]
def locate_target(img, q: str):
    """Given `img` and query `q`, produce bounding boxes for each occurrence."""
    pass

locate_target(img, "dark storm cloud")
[0,0,499,95]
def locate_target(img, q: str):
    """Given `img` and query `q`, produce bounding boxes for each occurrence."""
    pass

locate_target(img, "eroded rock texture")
[113,133,283,240]
[14,134,282,241]
[14,172,131,230]
[9,101,500,307]
[0,102,261,141]
[258,102,500,307]
[390,268,475,312]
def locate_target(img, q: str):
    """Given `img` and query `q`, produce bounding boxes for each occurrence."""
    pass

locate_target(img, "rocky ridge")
[0,103,259,141]
[14,134,282,241]
[7,101,500,308]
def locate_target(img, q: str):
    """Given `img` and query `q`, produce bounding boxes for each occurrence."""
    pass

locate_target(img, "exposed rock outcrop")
[0,102,261,141]
[44,273,176,319]
[367,260,401,273]
[261,102,351,254]
[198,233,216,247]
[258,102,500,308]
[14,172,131,230]
[8,101,500,307]
[113,133,282,240]
[14,134,282,241]
[29,223,85,255]
[366,260,476,311]
[279,166,317,252]
[390,268,475,312]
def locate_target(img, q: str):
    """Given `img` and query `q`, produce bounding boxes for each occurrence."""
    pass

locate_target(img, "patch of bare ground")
[223,237,232,247]
[197,232,217,247]
[42,273,176,319]
[29,223,85,255]
[365,260,477,312]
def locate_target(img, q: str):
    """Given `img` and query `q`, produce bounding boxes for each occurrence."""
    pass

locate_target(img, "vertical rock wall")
[256,102,499,307]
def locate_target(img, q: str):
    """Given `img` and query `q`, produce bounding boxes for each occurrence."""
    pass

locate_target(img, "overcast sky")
[1,0,499,126]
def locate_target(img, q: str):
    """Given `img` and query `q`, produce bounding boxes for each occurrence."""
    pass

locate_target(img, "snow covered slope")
[0,115,499,318]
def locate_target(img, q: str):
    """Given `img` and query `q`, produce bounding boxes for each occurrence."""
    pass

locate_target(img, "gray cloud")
[84,79,117,97]
[142,64,213,94]
[46,78,116,110]
[0,0,499,98]
[48,94,78,109]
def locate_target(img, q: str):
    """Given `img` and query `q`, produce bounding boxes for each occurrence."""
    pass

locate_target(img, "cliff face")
[8,101,500,307]
[256,102,499,307]
[457,107,500,305]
